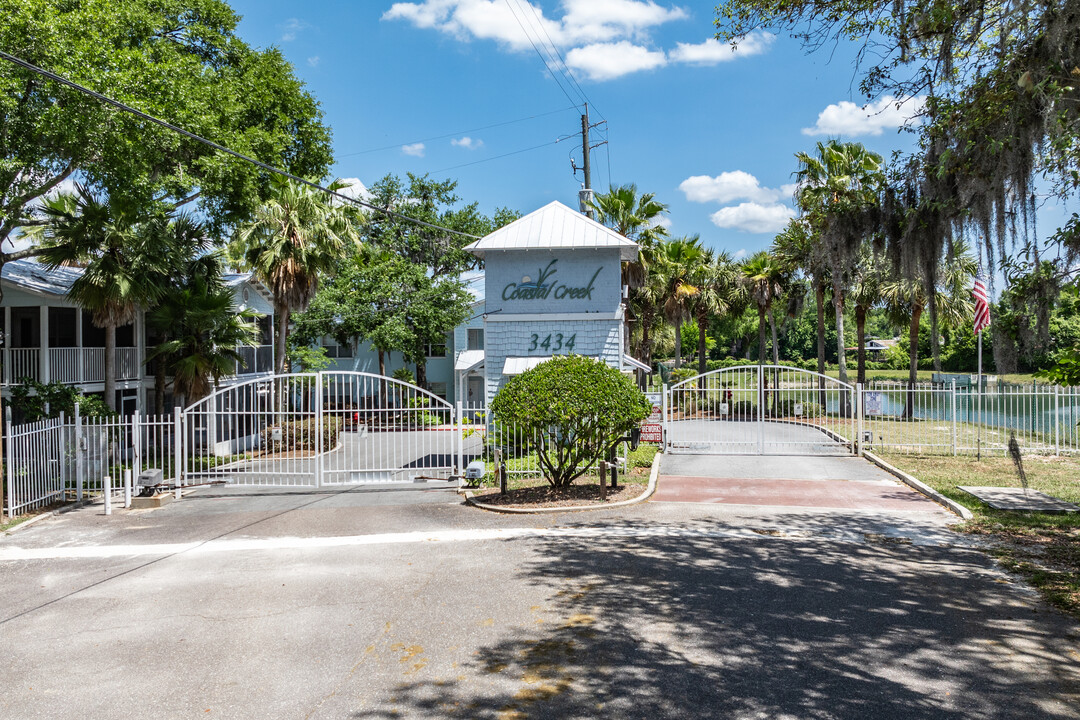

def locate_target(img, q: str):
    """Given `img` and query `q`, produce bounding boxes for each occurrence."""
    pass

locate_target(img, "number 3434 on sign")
[527,333,576,353]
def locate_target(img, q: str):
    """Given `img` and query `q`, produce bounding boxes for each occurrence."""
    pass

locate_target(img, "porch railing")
[1,347,140,385]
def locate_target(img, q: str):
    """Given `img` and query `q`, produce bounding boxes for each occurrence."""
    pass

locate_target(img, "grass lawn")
[827,369,1038,385]
[879,452,1080,619]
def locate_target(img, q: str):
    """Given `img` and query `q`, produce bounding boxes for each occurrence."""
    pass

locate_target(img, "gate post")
[856,384,864,456]
[174,406,183,500]
[456,400,465,487]
[74,402,84,502]
[314,374,324,488]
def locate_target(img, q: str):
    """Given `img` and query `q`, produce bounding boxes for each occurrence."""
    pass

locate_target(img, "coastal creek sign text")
[501,259,602,302]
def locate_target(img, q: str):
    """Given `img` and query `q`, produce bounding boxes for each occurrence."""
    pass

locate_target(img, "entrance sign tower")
[465,201,640,406]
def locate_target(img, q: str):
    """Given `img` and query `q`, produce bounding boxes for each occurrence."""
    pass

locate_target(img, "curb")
[863,450,974,520]
[463,451,662,514]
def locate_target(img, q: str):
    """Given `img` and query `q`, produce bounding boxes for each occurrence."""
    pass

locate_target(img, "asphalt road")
[0,483,1078,719]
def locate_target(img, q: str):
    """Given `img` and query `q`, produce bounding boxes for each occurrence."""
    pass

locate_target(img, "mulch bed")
[470,471,650,509]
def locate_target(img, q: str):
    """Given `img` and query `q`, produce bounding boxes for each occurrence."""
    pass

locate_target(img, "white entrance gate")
[183,372,460,488]
[664,365,860,456]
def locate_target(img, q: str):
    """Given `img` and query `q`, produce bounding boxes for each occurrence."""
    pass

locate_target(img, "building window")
[429,382,447,400]
[321,338,352,358]
[426,340,447,358]
[467,328,484,350]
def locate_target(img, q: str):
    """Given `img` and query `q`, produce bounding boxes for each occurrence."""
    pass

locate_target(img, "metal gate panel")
[665,365,858,456]
[184,373,320,488]
[320,372,457,485]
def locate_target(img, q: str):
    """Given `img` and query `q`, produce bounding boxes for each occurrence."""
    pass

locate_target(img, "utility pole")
[581,103,592,218]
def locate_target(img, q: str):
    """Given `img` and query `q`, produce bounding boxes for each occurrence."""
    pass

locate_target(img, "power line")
[336,105,578,158]
[0,49,481,240]
[430,138,566,174]
[502,0,581,110]
[515,0,605,123]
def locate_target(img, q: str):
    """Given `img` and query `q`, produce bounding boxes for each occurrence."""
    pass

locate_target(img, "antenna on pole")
[572,103,606,219]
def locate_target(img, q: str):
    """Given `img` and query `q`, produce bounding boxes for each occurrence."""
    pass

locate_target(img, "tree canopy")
[1,0,333,252]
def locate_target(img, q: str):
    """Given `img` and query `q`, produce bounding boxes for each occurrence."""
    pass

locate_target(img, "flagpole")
[977,329,982,460]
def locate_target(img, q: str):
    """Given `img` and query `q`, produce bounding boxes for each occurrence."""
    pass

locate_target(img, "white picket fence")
[4,407,181,518]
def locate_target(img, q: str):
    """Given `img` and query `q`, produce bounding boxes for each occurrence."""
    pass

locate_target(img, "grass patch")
[879,452,1080,619]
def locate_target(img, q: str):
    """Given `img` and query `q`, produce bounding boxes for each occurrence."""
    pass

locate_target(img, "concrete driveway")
[0,482,1077,719]
[655,453,950,515]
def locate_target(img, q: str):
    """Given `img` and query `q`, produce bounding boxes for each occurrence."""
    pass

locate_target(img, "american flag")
[972,274,991,334]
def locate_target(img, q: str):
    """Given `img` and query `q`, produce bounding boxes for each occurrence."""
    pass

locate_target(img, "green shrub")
[489,355,651,488]
[627,443,658,468]
[263,416,343,453]
[4,379,116,423]
[731,400,757,418]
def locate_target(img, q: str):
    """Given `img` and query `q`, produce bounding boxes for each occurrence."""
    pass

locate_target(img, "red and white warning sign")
[641,392,663,442]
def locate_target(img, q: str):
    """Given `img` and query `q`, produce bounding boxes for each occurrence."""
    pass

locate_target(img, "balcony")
[1,347,140,385]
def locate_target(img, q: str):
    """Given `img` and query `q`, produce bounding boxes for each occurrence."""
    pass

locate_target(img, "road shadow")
[350,514,1080,719]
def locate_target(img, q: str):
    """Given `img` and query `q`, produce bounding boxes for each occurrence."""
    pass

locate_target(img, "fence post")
[1055,385,1061,455]
[74,402,84,502]
[123,469,132,509]
[661,384,669,450]
[757,364,764,455]
[950,380,958,456]
[856,384,864,456]
[456,400,465,488]
[5,406,14,519]
[174,406,183,500]
[103,475,112,516]
[58,411,66,502]
[314,374,324,488]
[131,411,142,488]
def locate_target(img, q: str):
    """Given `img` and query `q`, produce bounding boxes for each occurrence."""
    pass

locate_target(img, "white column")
[75,310,84,383]
[39,306,50,385]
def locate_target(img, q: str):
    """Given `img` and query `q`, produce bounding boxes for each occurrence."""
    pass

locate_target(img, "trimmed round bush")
[489,355,651,488]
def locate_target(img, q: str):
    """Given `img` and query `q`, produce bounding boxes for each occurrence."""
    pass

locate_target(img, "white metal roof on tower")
[465,201,639,261]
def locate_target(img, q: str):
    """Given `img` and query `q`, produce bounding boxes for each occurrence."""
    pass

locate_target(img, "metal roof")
[465,201,639,261]
[1,259,82,296]
[454,349,485,372]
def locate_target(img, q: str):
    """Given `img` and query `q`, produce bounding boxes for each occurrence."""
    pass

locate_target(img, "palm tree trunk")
[856,304,867,386]
[640,308,654,390]
[104,323,117,412]
[697,308,708,377]
[416,361,427,389]
[674,318,683,369]
[816,279,826,409]
[832,278,849,416]
[274,303,290,376]
[377,349,387,407]
[906,305,922,418]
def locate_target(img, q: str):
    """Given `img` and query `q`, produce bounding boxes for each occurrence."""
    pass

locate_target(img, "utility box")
[464,461,485,480]
[137,468,164,491]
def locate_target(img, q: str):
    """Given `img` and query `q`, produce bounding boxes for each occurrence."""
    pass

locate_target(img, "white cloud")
[709,203,795,234]
[307,56,320,67]
[669,32,773,65]
[565,41,666,81]
[280,17,310,42]
[402,143,426,157]
[732,248,747,260]
[451,136,483,150]
[649,215,673,230]
[384,0,687,49]
[802,95,927,137]
[679,171,781,205]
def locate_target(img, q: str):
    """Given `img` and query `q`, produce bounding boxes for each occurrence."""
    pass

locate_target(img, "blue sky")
[228,0,1072,264]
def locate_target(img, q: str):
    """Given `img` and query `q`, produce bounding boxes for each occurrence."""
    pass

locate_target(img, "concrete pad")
[658,453,946,514]
[959,486,1080,513]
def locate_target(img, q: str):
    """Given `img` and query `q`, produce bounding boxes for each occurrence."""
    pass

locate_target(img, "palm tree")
[774,218,830,377]
[881,244,976,415]
[628,243,668,387]
[690,251,743,376]
[233,176,360,375]
[739,251,786,367]
[147,269,260,405]
[34,186,171,411]
[795,140,885,388]
[658,236,705,369]
[849,247,884,386]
